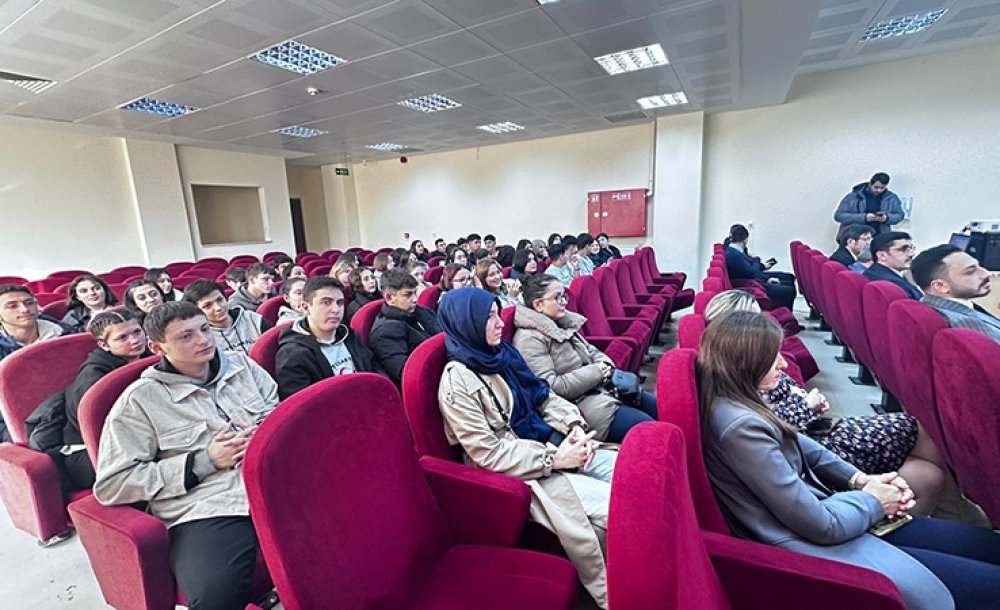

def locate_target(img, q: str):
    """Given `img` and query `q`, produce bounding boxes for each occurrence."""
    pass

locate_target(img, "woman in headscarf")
[436,287,616,609]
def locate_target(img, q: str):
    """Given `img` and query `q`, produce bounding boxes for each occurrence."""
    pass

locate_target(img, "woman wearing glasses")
[439,263,473,293]
[512,274,657,443]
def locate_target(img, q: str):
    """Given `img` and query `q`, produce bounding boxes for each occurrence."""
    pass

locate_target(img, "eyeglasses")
[891,244,916,253]
[543,292,568,304]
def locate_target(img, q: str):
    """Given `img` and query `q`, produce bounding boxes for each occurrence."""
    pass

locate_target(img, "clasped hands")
[554,426,599,471]
[207,422,257,470]
[857,472,916,517]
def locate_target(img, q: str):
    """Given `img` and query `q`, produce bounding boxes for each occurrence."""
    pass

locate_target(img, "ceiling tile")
[298,21,398,61]
[41,9,133,44]
[353,0,460,46]
[470,10,566,52]
[409,31,500,66]
[234,0,325,31]
[356,49,442,80]
[420,0,535,27]
[74,0,181,22]
[186,18,271,52]
[11,33,99,61]
[926,23,986,44]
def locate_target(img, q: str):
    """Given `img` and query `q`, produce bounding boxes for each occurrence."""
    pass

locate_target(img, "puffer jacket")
[369,304,440,385]
[834,182,904,236]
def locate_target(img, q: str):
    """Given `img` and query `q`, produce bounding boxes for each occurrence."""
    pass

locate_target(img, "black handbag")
[607,369,641,406]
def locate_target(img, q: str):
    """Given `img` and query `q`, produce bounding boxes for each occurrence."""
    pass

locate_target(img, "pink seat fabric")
[608,421,906,610]
[256,296,285,325]
[834,271,875,370]
[417,285,443,312]
[244,373,577,610]
[425,266,445,286]
[677,314,706,350]
[401,334,462,462]
[163,262,194,277]
[569,275,647,372]
[862,281,908,398]
[349,300,383,348]
[610,259,670,317]
[248,323,292,379]
[33,292,64,307]
[819,261,848,338]
[594,267,663,332]
[41,300,69,321]
[933,329,1000,525]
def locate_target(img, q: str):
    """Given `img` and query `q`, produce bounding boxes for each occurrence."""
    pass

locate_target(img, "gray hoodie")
[213,308,269,356]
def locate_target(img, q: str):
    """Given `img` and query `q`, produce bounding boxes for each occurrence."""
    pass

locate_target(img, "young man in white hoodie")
[184,280,272,357]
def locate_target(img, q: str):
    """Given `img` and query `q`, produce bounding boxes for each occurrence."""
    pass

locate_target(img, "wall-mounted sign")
[335,167,349,176]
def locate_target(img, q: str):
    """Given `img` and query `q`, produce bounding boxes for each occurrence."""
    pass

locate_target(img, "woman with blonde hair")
[329,252,359,285]
[474,258,519,308]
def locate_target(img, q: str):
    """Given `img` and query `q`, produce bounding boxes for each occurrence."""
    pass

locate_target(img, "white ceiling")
[1,0,998,166]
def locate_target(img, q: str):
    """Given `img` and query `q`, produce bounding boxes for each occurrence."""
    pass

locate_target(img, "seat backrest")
[79,356,159,465]
[656,348,730,534]
[819,261,847,336]
[0,334,97,443]
[805,253,829,316]
[41,300,70,321]
[500,306,516,342]
[230,255,259,265]
[244,373,452,610]
[832,271,875,368]
[256,296,285,326]
[164,262,194,277]
[424,266,444,286]
[425,255,443,268]
[610,259,641,306]
[307,264,332,278]
[33,292,64,307]
[888,300,951,462]
[417,285,442,311]
[677,314,706,350]
[932,328,1000,524]
[248,323,292,379]
[608,421,730,610]
[862,281,907,396]
[350,300,384,348]
[593,267,629,319]
[401,334,461,461]
[569,275,612,336]
[693,290,716,315]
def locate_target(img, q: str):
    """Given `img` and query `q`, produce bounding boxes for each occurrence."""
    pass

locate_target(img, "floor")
[0,298,874,609]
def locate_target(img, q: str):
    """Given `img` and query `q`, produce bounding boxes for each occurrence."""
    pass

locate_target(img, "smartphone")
[869,514,913,537]
[805,417,841,437]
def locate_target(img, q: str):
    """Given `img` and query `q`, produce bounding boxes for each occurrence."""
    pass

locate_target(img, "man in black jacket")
[863,231,922,300]
[370,269,440,385]
[274,276,384,400]
[830,224,873,267]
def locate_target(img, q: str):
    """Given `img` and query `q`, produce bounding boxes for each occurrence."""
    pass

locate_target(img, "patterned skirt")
[817,413,919,473]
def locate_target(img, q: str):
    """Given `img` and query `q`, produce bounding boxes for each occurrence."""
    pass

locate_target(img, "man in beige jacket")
[94,301,278,610]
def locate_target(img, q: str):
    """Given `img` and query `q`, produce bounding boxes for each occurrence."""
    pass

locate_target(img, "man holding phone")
[835,172,904,236]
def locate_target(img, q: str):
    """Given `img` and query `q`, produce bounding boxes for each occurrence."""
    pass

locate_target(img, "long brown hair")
[697,310,794,436]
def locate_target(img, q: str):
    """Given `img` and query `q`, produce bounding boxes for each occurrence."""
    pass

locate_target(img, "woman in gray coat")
[698,311,1000,610]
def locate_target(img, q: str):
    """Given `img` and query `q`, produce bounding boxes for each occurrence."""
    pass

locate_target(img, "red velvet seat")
[570,276,647,372]
[594,267,663,332]
[834,271,875,371]
[32,292,63,307]
[163,262,194,277]
[862,281,908,399]
[425,266,445,286]
[417,285,443,311]
[248,323,292,379]
[230,255,259,266]
[307,263,332,278]
[401,334,462,462]
[244,373,578,610]
[349,300,383,348]
[636,248,694,311]
[819,261,848,339]
[607,421,906,610]
[609,260,670,325]
[262,251,285,265]
[637,247,686,285]
[0,334,96,543]
[256,296,285,325]
[40,300,69,321]
[426,255,444,268]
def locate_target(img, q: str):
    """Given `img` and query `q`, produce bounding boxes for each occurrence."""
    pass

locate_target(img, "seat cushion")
[414,545,577,610]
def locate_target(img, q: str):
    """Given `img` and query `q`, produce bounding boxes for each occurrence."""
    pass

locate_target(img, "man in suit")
[724,225,797,309]
[863,231,922,300]
[912,244,1000,343]
[830,224,874,267]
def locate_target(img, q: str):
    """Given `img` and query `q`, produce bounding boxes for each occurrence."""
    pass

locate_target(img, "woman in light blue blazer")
[698,311,1000,610]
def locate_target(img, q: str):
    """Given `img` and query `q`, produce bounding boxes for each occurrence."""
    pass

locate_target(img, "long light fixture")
[636,92,688,109]
[861,9,948,42]
[477,122,525,134]
[366,143,405,151]
[273,126,328,138]
[595,44,669,75]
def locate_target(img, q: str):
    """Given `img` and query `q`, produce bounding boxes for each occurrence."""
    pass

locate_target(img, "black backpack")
[25,391,68,452]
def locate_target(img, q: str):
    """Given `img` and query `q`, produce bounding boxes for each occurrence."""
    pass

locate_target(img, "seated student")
[0,284,70,362]
[511,248,538,282]
[475,258,520,309]
[432,238,448,259]
[276,277,306,326]
[561,235,593,277]
[123,280,163,327]
[145,268,183,302]
[228,263,274,312]
[912,244,1000,343]
[495,245,516,269]
[369,269,440,385]
[62,274,120,333]
[439,263,473,295]
[225,267,246,293]
[516,238,533,252]
[329,252,359,285]
[849,245,875,274]
[274,277,383,400]
[863,231,922,300]
[700,310,1000,610]
[185,280,272,356]
[391,247,412,270]
[578,234,603,270]
[545,244,577,288]
[344,266,382,324]
[466,233,482,253]
[724,225,797,310]
[532,239,550,264]
[94,301,278,610]
[372,253,393,290]
[514,274,656,444]
[448,246,469,269]
[436,287,616,608]
[270,254,293,279]
[279,263,306,282]
[831,224,874,267]
[407,260,431,295]
[55,310,151,498]
[483,234,497,256]
[547,233,562,247]
[596,232,622,262]
[410,239,430,263]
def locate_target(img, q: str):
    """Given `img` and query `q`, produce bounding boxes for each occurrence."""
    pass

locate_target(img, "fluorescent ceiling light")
[397,93,462,113]
[636,92,688,109]
[273,126,327,138]
[536,0,561,4]
[861,9,948,42]
[595,44,669,75]
[0,70,56,94]
[120,98,198,117]
[366,142,405,151]
[250,40,346,75]
[477,122,525,134]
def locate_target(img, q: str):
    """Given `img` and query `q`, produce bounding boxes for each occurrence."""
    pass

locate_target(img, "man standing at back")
[830,224,874,267]
[369,269,440,385]
[863,231,922,300]
[835,172,904,236]
[912,244,1000,342]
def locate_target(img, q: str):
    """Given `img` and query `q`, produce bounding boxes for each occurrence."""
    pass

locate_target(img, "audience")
[436,287,615,608]
[144,268,183,301]
[0,284,69,362]
[474,258,519,308]
[122,280,163,327]
[545,244,577,288]
[547,233,562,246]
[276,277,306,325]
[94,301,278,610]
[410,239,430,262]
[270,255,293,279]
[184,280,272,356]
[448,246,469,269]
[724,225,797,310]
[596,232,621,262]
[864,231,922,300]
[835,172,904,236]
[224,267,246,293]
[483,234,497,256]
[912,244,999,342]
[830,224,874,267]
[580,234,604,269]
[63,274,120,332]
[514,275,657,444]
[407,260,431,295]
[344,265,382,324]
[511,248,538,282]
[275,277,383,399]
[440,263,472,294]
[279,263,306,282]
[372,253,392,289]
[369,269,440,385]
[392,247,413,270]
[532,239,550,262]
[329,252,359,285]
[562,235,592,277]
[432,238,447,258]
[227,263,274,312]
[698,310,1000,610]
[495,244,516,269]
[466,233,482,253]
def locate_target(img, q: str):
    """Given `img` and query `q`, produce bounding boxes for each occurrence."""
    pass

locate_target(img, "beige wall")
[286,166,330,253]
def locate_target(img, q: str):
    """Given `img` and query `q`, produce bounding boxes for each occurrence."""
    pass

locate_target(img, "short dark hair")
[560,235,578,248]
[870,172,890,186]
[729,225,749,243]
[434,238,445,246]
[0,284,32,298]
[225,267,246,283]
[272,254,293,267]
[246,262,274,279]
[183,279,226,304]
[596,232,609,241]
[871,231,911,255]
[548,244,566,260]
[280,277,305,296]
[381,268,418,294]
[578,234,594,248]
[512,248,535,273]
[302,276,344,304]
[144,301,204,342]
[467,233,481,242]
[521,273,559,306]
[90,308,139,341]
[911,244,961,290]
[456,238,467,246]
[484,234,496,242]
[837,224,874,247]
[280,263,304,281]
[144,268,168,284]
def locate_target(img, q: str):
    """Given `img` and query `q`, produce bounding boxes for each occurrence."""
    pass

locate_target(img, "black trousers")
[46,448,96,500]
[168,516,259,610]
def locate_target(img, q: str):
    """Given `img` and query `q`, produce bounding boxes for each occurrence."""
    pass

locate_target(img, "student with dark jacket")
[369,269,440,385]
[344,265,382,324]
[275,277,385,400]
[62,274,120,333]
[830,224,874,268]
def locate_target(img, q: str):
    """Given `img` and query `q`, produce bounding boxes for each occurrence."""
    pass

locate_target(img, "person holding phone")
[835,172,904,236]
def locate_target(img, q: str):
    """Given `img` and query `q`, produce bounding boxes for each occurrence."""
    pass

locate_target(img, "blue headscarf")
[437,288,553,443]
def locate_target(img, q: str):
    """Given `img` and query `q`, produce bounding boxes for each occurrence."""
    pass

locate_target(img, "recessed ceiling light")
[273,126,328,138]
[861,9,948,42]
[636,92,688,109]
[250,40,346,75]
[120,98,198,117]
[477,122,525,134]
[0,70,56,94]
[366,143,405,151]
[595,44,669,75]
[397,94,462,113]
[536,0,561,4]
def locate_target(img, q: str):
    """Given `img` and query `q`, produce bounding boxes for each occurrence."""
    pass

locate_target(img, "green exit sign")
[335,167,349,176]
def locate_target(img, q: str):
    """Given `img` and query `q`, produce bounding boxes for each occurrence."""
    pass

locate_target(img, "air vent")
[0,70,56,94]
[604,111,648,123]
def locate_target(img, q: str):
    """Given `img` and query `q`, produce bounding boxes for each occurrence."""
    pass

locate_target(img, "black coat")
[344,291,380,324]
[274,319,385,400]
[369,304,440,384]
[829,246,856,267]
[63,348,142,445]
[863,263,922,300]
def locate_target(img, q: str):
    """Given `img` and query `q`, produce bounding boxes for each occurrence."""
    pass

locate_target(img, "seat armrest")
[642,284,676,296]
[702,531,905,610]
[633,293,667,305]
[585,339,634,371]
[622,305,659,319]
[584,335,639,350]
[419,456,530,548]
[607,317,653,332]
[0,442,69,540]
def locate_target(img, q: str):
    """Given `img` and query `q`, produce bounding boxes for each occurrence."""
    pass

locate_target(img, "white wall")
[287,166,330,253]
